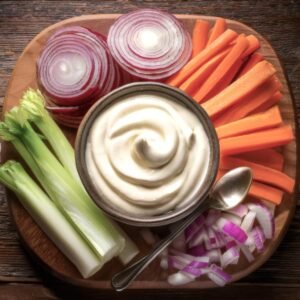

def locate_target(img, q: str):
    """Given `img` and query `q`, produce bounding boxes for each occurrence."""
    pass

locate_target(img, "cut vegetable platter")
[1,14,297,289]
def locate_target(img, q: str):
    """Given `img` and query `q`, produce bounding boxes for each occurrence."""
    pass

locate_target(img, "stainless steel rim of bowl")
[75,82,220,227]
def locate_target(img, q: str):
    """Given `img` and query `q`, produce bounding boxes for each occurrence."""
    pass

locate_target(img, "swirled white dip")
[85,93,210,216]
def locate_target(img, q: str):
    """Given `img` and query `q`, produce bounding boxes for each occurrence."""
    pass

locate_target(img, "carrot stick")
[219,156,295,193]
[192,20,210,57]
[166,29,238,87]
[203,61,276,118]
[207,18,227,46]
[241,35,260,58]
[216,106,282,139]
[212,76,281,126]
[237,53,264,78]
[203,58,244,100]
[219,125,294,156]
[251,91,282,114]
[193,34,249,103]
[179,50,229,95]
[236,149,284,171]
[249,181,284,205]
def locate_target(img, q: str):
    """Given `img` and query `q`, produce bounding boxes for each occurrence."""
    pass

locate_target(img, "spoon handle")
[111,201,209,291]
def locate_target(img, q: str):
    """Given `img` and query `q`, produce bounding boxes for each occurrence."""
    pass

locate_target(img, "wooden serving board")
[2,14,298,289]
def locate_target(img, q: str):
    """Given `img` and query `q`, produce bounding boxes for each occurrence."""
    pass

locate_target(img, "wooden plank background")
[0,0,299,299]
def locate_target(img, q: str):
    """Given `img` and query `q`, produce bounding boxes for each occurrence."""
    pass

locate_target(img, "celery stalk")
[0,161,103,278]
[3,108,125,262]
[20,89,81,183]
[19,89,139,264]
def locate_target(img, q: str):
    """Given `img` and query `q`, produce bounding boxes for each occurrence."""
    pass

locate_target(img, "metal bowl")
[75,82,219,227]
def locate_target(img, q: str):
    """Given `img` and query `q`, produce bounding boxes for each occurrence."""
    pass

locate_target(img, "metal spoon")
[111,167,253,291]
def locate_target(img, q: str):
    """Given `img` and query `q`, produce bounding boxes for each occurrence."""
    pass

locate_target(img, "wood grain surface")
[0,1,300,299]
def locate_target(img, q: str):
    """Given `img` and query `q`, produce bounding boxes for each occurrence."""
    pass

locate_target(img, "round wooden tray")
[2,14,298,289]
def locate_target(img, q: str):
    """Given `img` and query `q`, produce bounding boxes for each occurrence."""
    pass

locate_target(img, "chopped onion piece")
[216,218,248,244]
[168,272,194,286]
[208,264,231,287]
[228,204,249,218]
[221,212,242,225]
[221,247,240,268]
[241,211,256,232]
[248,203,274,239]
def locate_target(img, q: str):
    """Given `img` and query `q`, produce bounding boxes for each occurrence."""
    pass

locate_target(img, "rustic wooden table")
[0,1,299,299]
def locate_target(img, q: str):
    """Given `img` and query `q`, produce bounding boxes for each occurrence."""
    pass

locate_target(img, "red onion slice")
[108,9,192,81]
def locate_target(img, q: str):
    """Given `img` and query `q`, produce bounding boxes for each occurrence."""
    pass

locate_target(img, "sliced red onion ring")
[187,244,207,256]
[37,25,131,128]
[108,9,192,81]
[248,203,274,239]
[207,249,222,264]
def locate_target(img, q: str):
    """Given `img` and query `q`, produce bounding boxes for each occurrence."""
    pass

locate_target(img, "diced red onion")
[185,215,205,243]
[239,245,255,262]
[205,210,222,226]
[187,244,207,257]
[251,226,265,252]
[207,249,222,264]
[208,264,231,287]
[221,247,240,268]
[241,211,256,232]
[221,212,242,226]
[168,272,195,286]
[228,204,249,218]
[188,227,208,248]
[248,203,274,239]
[216,218,248,244]
[107,9,192,81]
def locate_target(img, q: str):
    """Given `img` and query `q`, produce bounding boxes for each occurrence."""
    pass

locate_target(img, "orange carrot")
[212,76,281,126]
[193,34,249,103]
[203,58,243,100]
[216,106,282,139]
[237,53,264,78]
[251,91,282,114]
[192,20,210,57]
[202,61,276,118]
[207,18,227,46]
[241,35,260,58]
[179,50,229,95]
[219,125,294,155]
[166,29,238,87]
[237,149,284,171]
[220,156,295,193]
[249,181,284,205]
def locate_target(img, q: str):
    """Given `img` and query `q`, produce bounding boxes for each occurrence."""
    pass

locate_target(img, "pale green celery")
[0,161,103,278]
[19,89,139,264]
[3,108,125,262]
[20,89,80,183]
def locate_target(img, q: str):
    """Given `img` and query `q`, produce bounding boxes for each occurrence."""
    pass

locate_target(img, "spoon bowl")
[210,167,253,210]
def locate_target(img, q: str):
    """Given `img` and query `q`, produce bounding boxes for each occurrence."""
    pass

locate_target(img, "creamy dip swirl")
[86,93,210,216]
